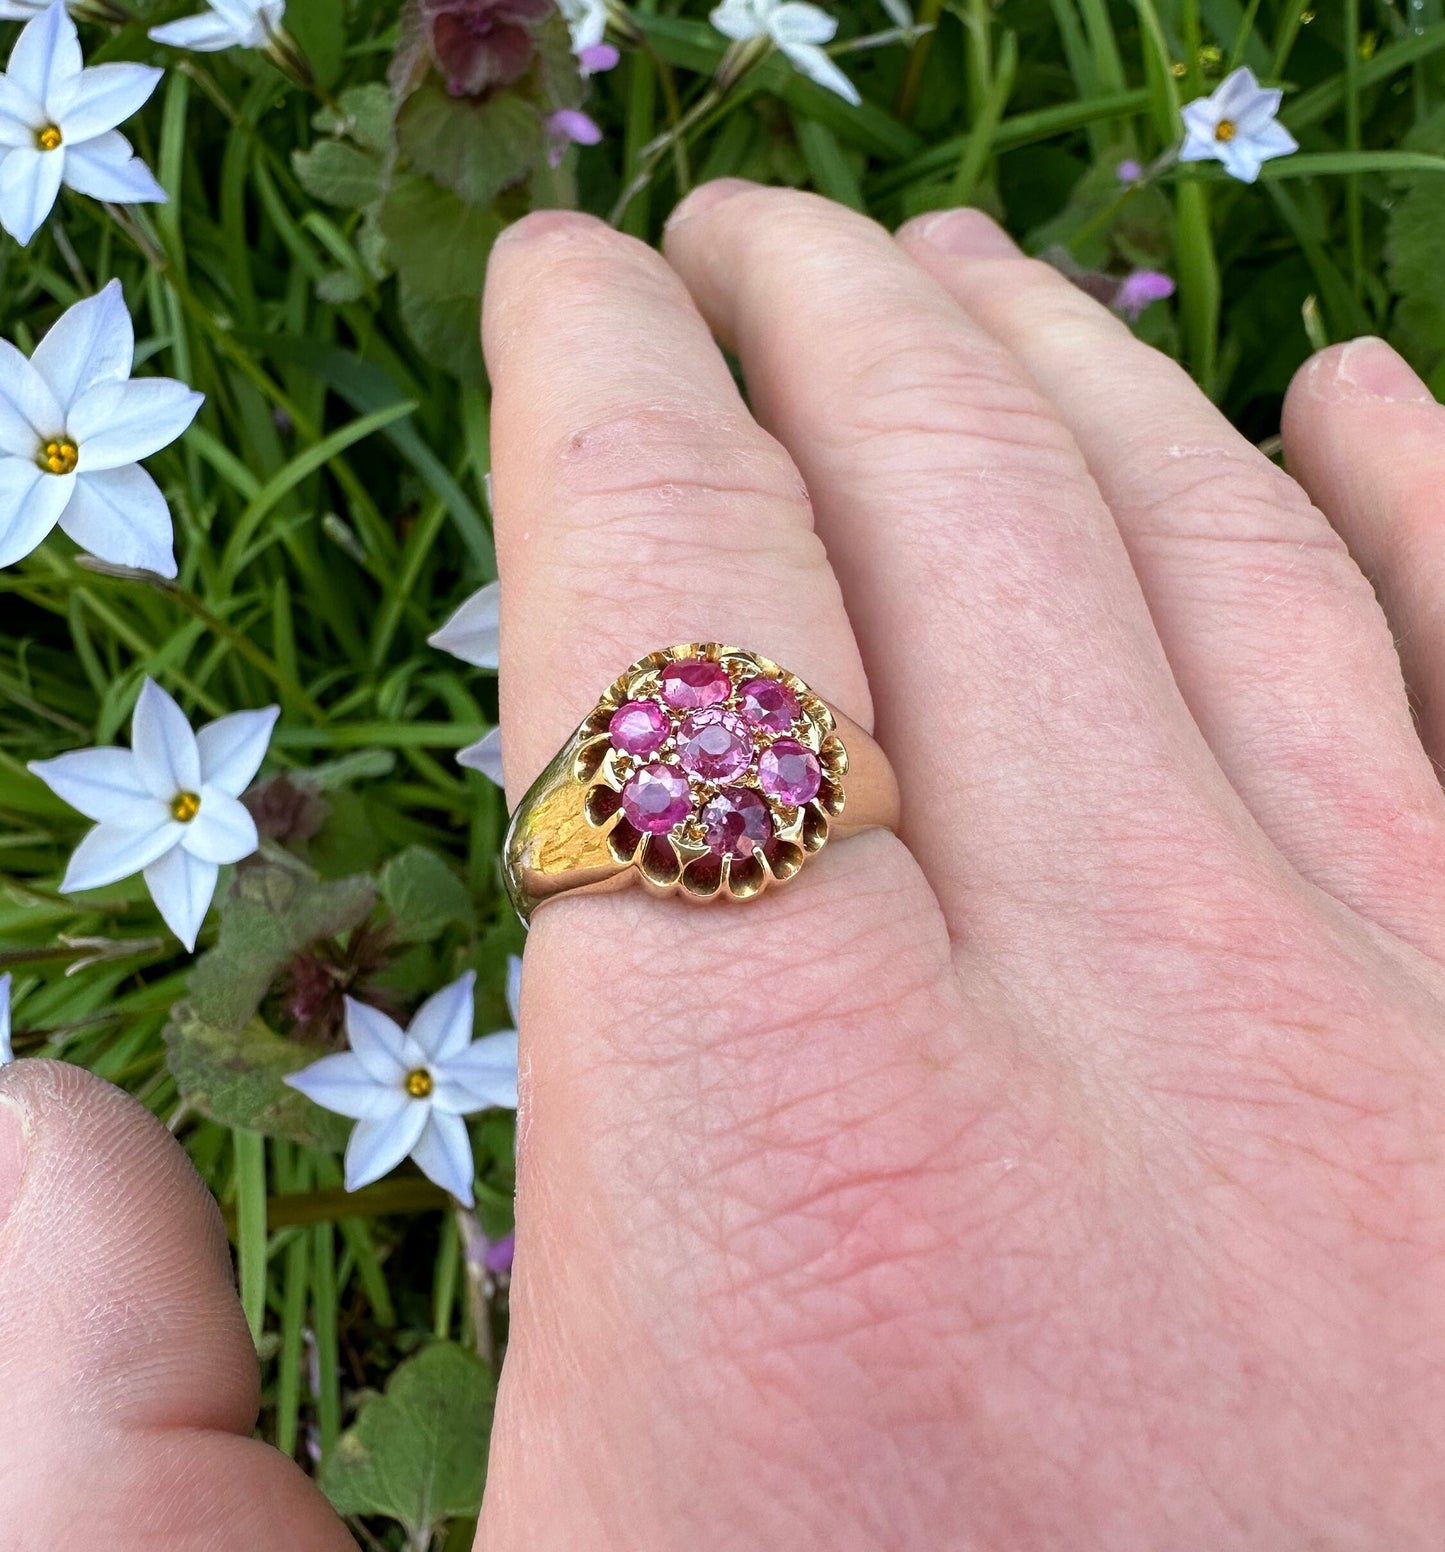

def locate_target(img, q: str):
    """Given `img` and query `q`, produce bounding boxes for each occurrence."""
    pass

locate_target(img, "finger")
[0,1060,351,1547]
[478,212,971,1545]
[897,213,1445,961]
[663,181,1245,940]
[1283,339,1445,761]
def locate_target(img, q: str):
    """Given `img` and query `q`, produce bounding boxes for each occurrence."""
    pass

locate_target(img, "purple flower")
[545,106,602,167]
[1111,269,1175,320]
[1116,157,1143,183]
[483,1230,515,1274]
[576,40,618,73]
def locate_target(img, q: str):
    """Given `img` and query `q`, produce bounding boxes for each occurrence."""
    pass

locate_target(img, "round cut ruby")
[679,709,752,782]
[700,787,773,857]
[609,699,669,756]
[660,659,730,709]
[758,739,821,805]
[738,676,799,731]
[621,763,691,833]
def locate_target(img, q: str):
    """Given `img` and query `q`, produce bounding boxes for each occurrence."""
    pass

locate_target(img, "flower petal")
[427,580,500,668]
[54,62,162,141]
[284,1053,408,1121]
[180,785,258,864]
[0,972,12,1067]
[0,455,70,565]
[1212,66,1262,121]
[0,340,61,455]
[60,128,166,205]
[61,817,180,892]
[8,2,82,118]
[26,745,150,822]
[343,996,410,1084]
[143,843,218,950]
[1218,139,1263,183]
[68,376,202,470]
[778,38,858,103]
[769,2,836,45]
[408,1111,476,1205]
[31,278,133,409]
[59,463,177,576]
[131,677,202,798]
[1250,119,1299,160]
[196,705,279,795]
[432,1030,519,1114]
[407,971,476,1063]
[505,953,522,1027]
[344,1102,429,1193]
[0,142,64,245]
[710,0,766,40]
[0,75,42,145]
[149,9,252,50]
[457,725,504,785]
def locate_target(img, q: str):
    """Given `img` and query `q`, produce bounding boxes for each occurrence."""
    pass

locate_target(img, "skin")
[3,183,1445,1549]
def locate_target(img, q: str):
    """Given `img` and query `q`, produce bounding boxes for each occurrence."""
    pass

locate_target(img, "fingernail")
[666,178,759,230]
[493,209,601,249]
[906,208,1021,259]
[0,1094,28,1232]
[1315,337,1436,404]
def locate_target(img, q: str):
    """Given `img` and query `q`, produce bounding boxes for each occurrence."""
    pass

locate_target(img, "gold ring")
[503,644,900,922]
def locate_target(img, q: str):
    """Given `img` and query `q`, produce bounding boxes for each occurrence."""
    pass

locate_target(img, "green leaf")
[164,1007,352,1149]
[320,1342,496,1540]
[380,845,476,943]
[187,859,376,1032]
[314,83,395,154]
[396,85,542,207]
[292,139,382,211]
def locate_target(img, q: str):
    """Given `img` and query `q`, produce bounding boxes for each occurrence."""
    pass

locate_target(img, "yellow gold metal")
[405,1068,434,1098]
[503,643,900,923]
[170,790,201,823]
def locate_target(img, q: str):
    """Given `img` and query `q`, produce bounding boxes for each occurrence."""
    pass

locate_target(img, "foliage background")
[1,0,1441,1545]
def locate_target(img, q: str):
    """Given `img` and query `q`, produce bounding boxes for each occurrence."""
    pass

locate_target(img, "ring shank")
[504,705,898,922]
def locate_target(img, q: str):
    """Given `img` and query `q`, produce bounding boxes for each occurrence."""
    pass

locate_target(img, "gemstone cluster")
[577,646,845,899]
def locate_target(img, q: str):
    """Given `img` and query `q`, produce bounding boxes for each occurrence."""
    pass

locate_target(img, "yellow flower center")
[38,438,78,475]
[405,1068,434,1098]
[1215,119,1237,142]
[170,790,202,823]
[35,124,61,151]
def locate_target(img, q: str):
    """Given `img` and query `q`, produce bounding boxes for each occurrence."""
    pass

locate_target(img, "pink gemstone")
[679,709,753,782]
[738,676,799,731]
[700,787,773,857]
[758,738,821,805]
[660,659,730,709]
[621,762,691,833]
[609,699,669,756]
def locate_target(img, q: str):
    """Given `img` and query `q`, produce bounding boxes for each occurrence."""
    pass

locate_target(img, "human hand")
[5,183,1445,1551]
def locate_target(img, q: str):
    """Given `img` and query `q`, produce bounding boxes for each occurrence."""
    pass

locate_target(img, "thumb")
[0,1059,354,1550]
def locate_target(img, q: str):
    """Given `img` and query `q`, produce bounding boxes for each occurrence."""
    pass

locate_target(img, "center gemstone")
[679,709,752,782]
[35,123,61,151]
[170,789,201,823]
[405,1067,434,1098]
[38,437,77,475]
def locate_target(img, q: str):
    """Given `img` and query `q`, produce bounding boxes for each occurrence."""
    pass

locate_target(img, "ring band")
[503,644,899,922]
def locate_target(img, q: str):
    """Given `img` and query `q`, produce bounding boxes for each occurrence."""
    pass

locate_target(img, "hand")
[5,183,1445,1551]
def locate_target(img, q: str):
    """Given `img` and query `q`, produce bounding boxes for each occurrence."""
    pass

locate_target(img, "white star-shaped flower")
[149,0,285,52]
[1179,66,1297,184]
[28,679,278,952]
[0,973,12,1066]
[428,579,499,669]
[285,965,521,1206]
[710,0,859,105]
[0,279,203,573]
[0,2,165,245]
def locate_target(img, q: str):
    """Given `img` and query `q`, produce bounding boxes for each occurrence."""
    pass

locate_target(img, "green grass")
[2,0,1441,1544]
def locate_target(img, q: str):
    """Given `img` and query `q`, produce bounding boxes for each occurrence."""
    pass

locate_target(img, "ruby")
[758,739,821,805]
[609,699,669,756]
[679,709,753,782]
[700,787,773,857]
[660,659,730,709]
[738,676,799,731]
[621,763,691,833]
